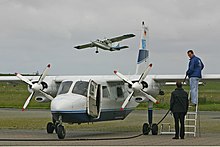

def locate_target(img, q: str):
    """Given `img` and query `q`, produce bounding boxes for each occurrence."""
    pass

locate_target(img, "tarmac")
[0,108,220,146]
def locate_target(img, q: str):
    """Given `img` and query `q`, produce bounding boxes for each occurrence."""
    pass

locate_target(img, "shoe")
[172,137,179,139]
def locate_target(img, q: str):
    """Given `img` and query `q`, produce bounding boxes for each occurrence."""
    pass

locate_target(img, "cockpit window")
[57,81,73,95]
[72,81,89,97]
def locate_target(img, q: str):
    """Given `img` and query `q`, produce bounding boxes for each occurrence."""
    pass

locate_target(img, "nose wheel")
[46,122,55,134]
[57,124,66,139]
[46,115,66,139]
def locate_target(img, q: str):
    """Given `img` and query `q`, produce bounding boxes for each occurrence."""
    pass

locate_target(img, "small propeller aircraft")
[74,33,135,53]
[1,22,220,139]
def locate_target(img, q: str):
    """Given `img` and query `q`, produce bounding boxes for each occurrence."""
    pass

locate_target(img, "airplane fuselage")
[93,40,118,51]
[48,75,160,124]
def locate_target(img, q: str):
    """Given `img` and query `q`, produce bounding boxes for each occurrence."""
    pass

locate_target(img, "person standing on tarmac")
[170,81,189,139]
[186,50,204,106]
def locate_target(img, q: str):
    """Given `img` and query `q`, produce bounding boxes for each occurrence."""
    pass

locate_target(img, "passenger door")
[87,80,100,118]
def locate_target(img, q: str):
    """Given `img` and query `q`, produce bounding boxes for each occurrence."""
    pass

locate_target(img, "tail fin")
[135,21,149,75]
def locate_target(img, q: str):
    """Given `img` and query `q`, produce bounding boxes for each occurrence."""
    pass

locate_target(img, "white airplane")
[74,33,135,53]
[1,22,220,139]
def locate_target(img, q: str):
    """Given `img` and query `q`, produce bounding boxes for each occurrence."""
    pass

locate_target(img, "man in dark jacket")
[186,50,204,105]
[170,81,189,139]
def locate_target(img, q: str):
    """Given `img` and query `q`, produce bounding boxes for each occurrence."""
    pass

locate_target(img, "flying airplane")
[0,22,220,139]
[74,33,135,53]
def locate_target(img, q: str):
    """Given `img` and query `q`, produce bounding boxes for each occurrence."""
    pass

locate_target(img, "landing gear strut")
[95,47,99,53]
[46,115,66,139]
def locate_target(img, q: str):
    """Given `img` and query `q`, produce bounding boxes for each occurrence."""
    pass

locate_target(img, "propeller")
[16,64,53,111]
[114,63,159,111]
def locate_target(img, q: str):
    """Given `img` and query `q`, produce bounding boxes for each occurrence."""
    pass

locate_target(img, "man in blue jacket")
[186,50,204,106]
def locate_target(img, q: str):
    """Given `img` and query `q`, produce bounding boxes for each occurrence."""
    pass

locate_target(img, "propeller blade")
[16,73,33,86]
[38,64,51,85]
[39,90,53,101]
[121,91,134,111]
[22,91,35,111]
[114,71,133,85]
[140,90,159,104]
[138,63,152,83]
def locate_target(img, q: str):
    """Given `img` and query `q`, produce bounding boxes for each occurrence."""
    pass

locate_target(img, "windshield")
[57,81,73,95]
[72,81,89,96]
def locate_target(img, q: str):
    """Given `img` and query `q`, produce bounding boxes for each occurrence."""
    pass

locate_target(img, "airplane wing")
[108,34,135,43]
[74,43,95,49]
[152,74,220,85]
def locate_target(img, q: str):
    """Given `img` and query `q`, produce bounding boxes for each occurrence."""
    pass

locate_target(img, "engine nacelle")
[135,97,149,103]
[35,96,50,103]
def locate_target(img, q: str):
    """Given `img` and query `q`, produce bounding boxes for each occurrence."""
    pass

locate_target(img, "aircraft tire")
[151,123,158,135]
[46,122,54,134]
[57,124,66,139]
[142,123,150,135]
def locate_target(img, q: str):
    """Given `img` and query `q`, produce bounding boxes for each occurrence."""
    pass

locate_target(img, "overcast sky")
[0,0,219,75]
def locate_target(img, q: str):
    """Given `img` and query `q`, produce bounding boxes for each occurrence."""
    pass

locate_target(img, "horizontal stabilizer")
[112,46,129,50]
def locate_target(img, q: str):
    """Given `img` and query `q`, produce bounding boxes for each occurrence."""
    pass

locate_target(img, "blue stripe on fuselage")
[51,108,133,123]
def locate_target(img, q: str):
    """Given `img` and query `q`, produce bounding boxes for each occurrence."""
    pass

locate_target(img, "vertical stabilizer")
[135,22,150,75]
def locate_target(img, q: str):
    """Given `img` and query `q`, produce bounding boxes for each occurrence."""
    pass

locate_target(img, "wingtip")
[120,108,124,111]
[47,64,51,68]
[114,70,117,74]
[149,63,153,67]
[156,101,159,104]
[22,108,25,111]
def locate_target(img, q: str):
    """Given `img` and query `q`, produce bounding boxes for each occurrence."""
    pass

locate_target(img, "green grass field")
[0,82,50,109]
[0,81,220,111]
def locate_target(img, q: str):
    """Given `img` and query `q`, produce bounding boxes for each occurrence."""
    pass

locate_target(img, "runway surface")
[0,108,220,146]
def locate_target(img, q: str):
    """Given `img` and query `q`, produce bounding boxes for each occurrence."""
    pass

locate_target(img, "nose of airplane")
[51,96,72,112]
[51,94,86,112]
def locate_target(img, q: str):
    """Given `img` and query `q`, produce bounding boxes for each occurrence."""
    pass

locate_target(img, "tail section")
[135,21,150,75]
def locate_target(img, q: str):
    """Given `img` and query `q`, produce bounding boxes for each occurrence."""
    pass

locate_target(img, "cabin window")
[72,81,89,97]
[117,87,124,97]
[57,81,73,95]
[102,86,110,98]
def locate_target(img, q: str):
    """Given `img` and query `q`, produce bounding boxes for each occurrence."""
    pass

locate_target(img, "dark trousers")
[173,112,186,138]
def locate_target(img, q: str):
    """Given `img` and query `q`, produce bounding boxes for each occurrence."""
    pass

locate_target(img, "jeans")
[190,77,200,105]
[173,112,186,138]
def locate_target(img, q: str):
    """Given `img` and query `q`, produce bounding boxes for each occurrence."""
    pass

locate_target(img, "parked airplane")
[74,33,135,53]
[0,22,220,139]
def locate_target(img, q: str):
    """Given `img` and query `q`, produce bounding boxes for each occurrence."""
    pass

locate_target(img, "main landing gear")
[46,116,66,139]
[142,123,158,135]
[142,101,158,135]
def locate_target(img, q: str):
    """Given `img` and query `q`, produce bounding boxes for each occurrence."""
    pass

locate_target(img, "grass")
[0,82,50,109]
[0,81,220,111]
